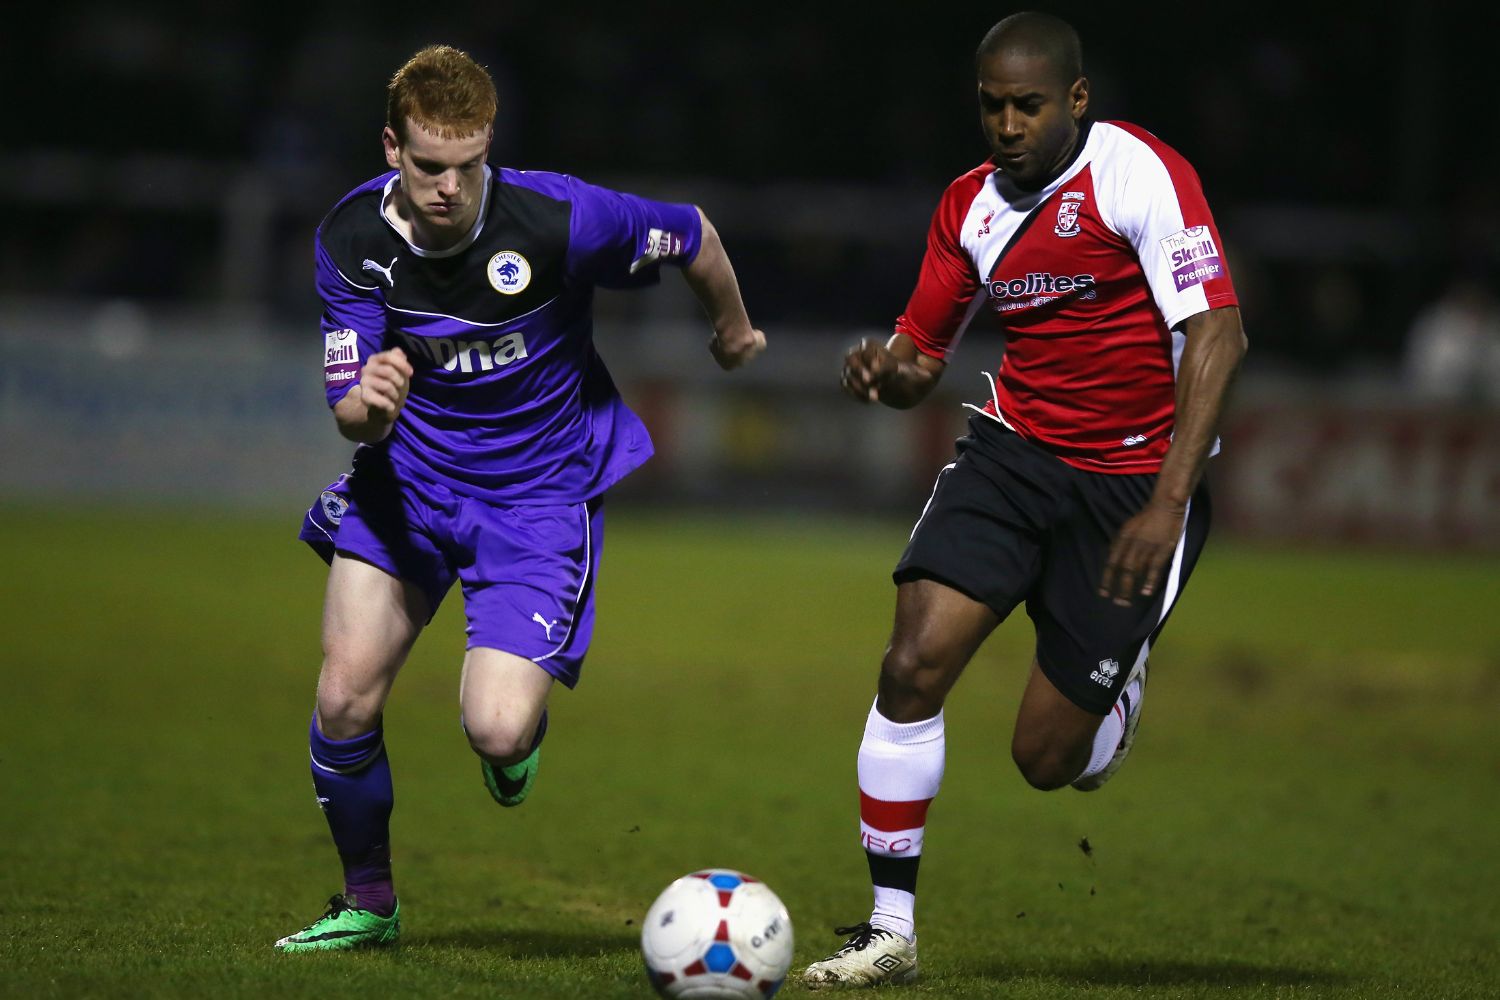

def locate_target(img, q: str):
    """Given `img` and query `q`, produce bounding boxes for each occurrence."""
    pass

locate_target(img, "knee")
[316,665,384,739]
[462,713,535,765]
[878,640,953,716]
[1010,732,1088,791]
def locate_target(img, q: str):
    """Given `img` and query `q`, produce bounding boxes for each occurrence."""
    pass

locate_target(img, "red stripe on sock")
[860,790,932,832]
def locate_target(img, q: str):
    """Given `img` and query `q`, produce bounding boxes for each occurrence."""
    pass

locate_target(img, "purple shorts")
[298,455,602,688]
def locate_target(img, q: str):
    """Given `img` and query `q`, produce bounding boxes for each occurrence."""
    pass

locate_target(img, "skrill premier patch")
[1159,226,1223,290]
[324,328,360,387]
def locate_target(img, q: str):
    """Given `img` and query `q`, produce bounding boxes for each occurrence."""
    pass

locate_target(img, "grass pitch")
[2,507,1498,998]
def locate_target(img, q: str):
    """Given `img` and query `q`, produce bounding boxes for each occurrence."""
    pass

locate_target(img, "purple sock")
[309,716,396,917]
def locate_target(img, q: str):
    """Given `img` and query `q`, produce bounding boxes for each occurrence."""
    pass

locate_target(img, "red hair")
[386,45,497,143]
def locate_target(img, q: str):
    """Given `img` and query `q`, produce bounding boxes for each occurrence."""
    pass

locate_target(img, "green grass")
[2,507,1498,998]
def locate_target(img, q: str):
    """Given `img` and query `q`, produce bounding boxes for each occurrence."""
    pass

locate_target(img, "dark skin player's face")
[978,49,1089,190]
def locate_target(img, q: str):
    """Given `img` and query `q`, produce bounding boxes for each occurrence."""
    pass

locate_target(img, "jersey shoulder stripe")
[1090,120,1236,328]
[317,172,402,285]
[1098,121,1202,181]
[934,161,998,234]
[493,167,574,203]
[1089,121,1209,239]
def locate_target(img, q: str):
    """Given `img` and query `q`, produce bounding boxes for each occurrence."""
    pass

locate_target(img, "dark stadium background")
[5,3,1490,366]
[6,3,1494,547]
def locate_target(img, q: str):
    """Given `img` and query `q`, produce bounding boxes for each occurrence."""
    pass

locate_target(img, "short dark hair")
[975,12,1083,86]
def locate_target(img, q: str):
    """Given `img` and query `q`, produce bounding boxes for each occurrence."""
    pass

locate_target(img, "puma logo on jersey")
[361,257,397,287]
[531,612,559,640]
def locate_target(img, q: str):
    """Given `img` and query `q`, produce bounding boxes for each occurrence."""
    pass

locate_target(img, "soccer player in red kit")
[803,12,1247,988]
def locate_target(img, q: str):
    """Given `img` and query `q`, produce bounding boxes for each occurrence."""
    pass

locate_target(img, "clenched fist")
[841,338,900,403]
[359,347,413,422]
[710,325,767,370]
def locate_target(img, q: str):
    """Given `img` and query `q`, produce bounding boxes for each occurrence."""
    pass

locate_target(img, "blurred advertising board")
[3,303,1495,552]
[1213,403,1500,551]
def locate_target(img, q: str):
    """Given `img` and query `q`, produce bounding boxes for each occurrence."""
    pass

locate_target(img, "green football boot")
[481,745,540,807]
[274,894,400,953]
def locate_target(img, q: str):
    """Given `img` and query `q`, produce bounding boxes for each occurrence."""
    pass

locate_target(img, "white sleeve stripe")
[941,295,988,360]
[1093,124,1213,328]
[331,263,380,292]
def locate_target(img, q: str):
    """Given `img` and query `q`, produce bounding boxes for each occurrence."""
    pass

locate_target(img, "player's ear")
[1070,77,1089,120]
[382,126,402,170]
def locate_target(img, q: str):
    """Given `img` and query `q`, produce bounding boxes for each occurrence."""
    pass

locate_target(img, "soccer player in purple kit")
[274,45,765,952]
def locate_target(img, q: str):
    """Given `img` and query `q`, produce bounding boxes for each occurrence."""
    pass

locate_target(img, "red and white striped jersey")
[897,120,1238,474]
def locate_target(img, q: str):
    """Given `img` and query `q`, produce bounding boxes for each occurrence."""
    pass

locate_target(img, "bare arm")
[681,207,766,370]
[841,332,946,409]
[332,348,413,443]
[1100,305,1247,603]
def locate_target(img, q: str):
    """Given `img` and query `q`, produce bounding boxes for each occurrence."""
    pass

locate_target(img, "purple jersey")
[315,167,702,504]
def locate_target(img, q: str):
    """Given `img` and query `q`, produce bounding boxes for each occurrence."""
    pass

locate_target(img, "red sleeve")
[895,169,988,359]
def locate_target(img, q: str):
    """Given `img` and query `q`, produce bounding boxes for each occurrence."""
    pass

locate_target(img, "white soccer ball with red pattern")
[641,868,794,999]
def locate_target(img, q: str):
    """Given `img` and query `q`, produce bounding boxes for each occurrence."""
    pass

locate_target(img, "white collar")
[380,164,492,258]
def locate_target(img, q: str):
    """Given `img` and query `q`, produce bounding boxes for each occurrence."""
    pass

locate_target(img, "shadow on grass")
[415,925,639,959]
[981,956,1349,988]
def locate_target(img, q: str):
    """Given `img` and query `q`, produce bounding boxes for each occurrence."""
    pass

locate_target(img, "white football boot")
[802,922,918,989]
[1072,656,1148,792]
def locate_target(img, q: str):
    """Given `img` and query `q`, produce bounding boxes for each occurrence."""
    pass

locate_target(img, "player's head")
[974,12,1089,190]
[382,45,497,242]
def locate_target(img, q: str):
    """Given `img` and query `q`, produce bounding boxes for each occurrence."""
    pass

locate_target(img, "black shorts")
[894,416,1211,715]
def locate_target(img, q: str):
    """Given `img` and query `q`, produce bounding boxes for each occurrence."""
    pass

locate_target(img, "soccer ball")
[641,869,794,999]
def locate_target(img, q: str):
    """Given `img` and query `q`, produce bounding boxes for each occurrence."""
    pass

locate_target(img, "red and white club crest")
[1054,192,1085,238]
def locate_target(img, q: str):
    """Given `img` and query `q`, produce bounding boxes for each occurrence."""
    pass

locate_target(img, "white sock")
[871,885,916,942]
[858,700,944,942]
[1075,674,1142,782]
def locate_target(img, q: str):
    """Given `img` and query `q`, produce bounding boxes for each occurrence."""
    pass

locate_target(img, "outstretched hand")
[841,338,899,403]
[1099,500,1185,606]
[710,325,766,370]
